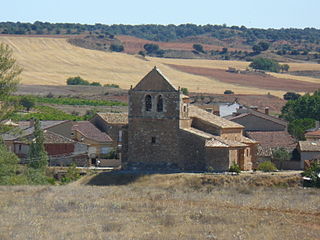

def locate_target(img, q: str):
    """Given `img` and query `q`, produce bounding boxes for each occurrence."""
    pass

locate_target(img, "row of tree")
[1,22,320,45]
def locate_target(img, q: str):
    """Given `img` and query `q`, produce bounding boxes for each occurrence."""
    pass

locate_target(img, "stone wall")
[178,129,206,170]
[205,148,230,171]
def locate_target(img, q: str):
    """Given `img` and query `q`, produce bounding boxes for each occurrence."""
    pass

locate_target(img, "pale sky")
[1,0,319,29]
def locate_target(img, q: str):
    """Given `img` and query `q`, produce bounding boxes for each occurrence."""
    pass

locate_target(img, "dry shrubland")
[0,172,319,240]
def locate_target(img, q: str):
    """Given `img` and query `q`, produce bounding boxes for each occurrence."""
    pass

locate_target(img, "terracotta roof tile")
[189,106,243,129]
[299,141,320,152]
[97,112,128,124]
[72,121,112,142]
[247,131,297,156]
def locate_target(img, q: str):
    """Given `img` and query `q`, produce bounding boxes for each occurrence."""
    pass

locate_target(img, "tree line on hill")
[1,22,320,45]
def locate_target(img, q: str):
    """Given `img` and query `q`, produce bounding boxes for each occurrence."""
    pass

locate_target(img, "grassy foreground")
[0,172,319,240]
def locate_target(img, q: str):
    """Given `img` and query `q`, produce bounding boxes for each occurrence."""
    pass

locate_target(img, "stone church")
[120,67,257,171]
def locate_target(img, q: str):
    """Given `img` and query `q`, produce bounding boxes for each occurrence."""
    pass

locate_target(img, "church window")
[157,95,163,112]
[145,95,152,111]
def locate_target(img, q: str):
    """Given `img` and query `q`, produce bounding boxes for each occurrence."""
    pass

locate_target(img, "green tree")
[28,119,49,170]
[280,64,290,72]
[193,44,205,53]
[181,87,189,95]
[271,147,290,169]
[249,57,281,72]
[288,118,315,140]
[0,43,22,133]
[143,43,160,54]
[283,92,300,101]
[20,96,35,111]
[0,143,27,185]
[110,44,124,52]
[66,76,89,85]
[281,90,320,122]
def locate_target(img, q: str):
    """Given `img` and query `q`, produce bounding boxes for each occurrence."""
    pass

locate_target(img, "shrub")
[224,90,234,94]
[302,161,320,188]
[20,96,35,111]
[66,76,89,85]
[257,161,277,172]
[229,163,241,174]
[193,44,205,53]
[90,81,102,86]
[61,163,80,184]
[110,44,124,52]
[104,83,119,88]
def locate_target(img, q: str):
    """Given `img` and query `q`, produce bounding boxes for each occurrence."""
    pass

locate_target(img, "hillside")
[1,36,319,97]
[0,172,319,240]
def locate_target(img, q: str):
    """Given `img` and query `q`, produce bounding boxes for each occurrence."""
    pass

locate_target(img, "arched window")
[145,95,152,111]
[157,95,163,112]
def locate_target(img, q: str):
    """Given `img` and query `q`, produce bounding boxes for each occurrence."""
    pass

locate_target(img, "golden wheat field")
[0,36,319,96]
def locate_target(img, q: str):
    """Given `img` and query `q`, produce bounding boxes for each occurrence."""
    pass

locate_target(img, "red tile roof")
[72,121,112,142]
[247,131,297,156]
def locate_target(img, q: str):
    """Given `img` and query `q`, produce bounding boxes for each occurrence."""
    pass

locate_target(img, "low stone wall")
[98,159,121,167]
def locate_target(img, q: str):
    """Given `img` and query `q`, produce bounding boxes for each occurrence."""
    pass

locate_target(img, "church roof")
[189,106,243,129]
[133,67,178,92]
[97,112,128,124]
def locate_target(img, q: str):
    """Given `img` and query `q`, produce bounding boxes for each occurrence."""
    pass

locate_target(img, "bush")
[66,76,89,85]
[104,83,119,88]
[61,163,80,184]
[229,163,241,174]
[90,81,102,86]
[20,96,35,111]
[110,44,124,52]
[193,44,205,53]
[224,90,234,94]
[257,161,277,172]
[302,161,320,188]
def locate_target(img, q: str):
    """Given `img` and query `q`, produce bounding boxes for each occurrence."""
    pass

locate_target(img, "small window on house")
[19,144,22,151]
[151,137,156,144]
[145,95,152,111]
[157,95,163,112]
[183,105,187,112]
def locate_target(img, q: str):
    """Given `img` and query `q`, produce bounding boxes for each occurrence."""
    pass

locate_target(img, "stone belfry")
[127,67,186,167]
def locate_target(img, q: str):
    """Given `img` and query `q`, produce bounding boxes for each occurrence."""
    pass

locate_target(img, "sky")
[1,0,319,29]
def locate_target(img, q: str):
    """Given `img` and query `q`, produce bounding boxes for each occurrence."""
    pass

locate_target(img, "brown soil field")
[168,64,320,92]
[117,35,230,54]
[0,172,319,240]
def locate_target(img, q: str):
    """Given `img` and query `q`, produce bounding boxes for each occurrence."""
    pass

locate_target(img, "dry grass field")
[0,172,319,240]
[1,36,319,97]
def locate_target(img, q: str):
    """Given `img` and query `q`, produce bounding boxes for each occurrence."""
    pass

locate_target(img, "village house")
[224,106,302,169]
[3,120,89,166]
[114,67,258,171]
[71,121,115,164]
[190,96,241,117]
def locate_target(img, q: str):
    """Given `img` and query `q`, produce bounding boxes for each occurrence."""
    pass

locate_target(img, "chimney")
[29,118,35,128]
[316,121,320,129]
[264,107,269,115]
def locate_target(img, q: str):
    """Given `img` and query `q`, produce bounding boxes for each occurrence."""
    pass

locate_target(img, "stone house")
[298,141,320,169]
[122,67,257,171]
[71,121,114,161]
[3,120,89,166]
[305,121,320,141]
[225,107,288,132]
